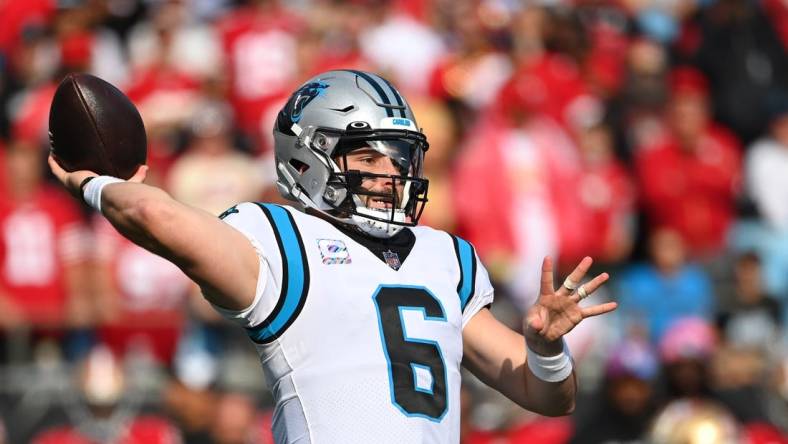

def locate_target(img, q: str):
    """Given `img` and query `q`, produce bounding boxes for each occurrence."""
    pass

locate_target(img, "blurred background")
[0,0,787,442]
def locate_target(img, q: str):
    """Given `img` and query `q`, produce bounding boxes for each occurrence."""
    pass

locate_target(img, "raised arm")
[462,257,616,416]
[48,156,259,311]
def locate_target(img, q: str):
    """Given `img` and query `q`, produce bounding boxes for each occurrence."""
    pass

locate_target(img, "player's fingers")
[580,302,618,318]
[47,154,67,182]
[526,310,543,333]
[129,164,148,183]
[568,272,609,303]
[539,256,555,296]
[557,256,593,297]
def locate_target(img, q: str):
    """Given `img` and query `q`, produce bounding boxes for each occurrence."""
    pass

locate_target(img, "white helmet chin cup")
[273,70,429,238]
[352,207,406,238]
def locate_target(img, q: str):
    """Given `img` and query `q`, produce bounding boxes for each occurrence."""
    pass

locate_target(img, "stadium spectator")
[694,0,788,144]
[563,122,636,265]
[659,317,718,401]
[0,141,89,357]
[716,252,783,354]
[504,48,592,131]
[51,0,127,86]
[763,0,788,50]
[411,98,460,232]
[124,32,201,139]
[453,94,581,310]
[607,37,670,162]
[427,1,512,111]
[31,345,181,444]
[464,416,572,444]
[166,101,266,216]
[574,1,631,98]
[569,339,659,443]
[0,141,5,192]
[647,399,742,444]
[712,252,786,428]
[126,1,221,84]
[92,215,192,365]
[215,0,304,145]
[616,227,715,345]
[211,392,264,444]
[635,66,741,256]
[358,1,446,95]
[163,367,218,444]
[745,93,788,231]
[8,80,57,148]
[652,319,788,442]
[0,0,55,62]
[295,1,372,78]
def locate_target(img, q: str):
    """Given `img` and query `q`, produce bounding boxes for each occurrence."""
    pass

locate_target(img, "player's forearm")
[99,182,184,259]
[523,368,576,417]
[522,335,577,416]
[464,351,576,416]
[463,311,576,416]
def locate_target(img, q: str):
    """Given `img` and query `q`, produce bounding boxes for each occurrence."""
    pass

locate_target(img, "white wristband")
[526,339,574,382]
[83,176,123,212]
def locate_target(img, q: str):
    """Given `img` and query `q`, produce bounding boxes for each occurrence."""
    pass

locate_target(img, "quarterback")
[50,70,616,443]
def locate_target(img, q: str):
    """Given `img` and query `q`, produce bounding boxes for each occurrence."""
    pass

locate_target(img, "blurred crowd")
[1,0,787,442]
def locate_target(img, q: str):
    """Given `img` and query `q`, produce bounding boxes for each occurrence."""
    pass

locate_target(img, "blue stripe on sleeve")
[246,204,308,343]
[454,237,475,312]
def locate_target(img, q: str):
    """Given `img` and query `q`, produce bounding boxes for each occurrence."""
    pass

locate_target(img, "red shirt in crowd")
[0,186,84,326]
[466,417,572,444]
[0,0,54,59]
[216,5,303,140]
[10,82,56,143]
[636,125,741,255]
[93,217,191,364]
[32,416,181,444]
[503,53,590,128]
[454,114,584,268]
[563,159,636,264]
[124,66,201,125]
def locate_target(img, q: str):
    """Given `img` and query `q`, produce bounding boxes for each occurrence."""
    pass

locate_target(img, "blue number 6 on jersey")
[372,285,448,421]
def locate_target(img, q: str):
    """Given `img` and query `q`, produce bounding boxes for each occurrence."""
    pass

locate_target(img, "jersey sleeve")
[209,202,284,329]
[450,235,495,328]
[463,251,494,328]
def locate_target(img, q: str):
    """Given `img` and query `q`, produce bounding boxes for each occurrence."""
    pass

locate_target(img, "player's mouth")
[368,197,394,209]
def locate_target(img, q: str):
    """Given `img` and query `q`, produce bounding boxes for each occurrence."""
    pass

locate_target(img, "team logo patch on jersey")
[317,239,352,265]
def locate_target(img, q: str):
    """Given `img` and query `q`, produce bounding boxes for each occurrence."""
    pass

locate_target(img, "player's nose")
[377,157,399,177]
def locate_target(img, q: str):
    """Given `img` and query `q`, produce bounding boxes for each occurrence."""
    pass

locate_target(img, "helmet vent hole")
[331,105,355,113]
[289,159,310,174]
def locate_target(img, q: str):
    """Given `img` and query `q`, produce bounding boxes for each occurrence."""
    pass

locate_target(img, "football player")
[50,70,617,443]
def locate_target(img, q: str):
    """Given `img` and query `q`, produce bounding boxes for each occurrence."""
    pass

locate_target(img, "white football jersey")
[214,203,494,444]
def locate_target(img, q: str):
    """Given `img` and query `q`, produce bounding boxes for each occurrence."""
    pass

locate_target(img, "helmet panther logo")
[289,81,330,123]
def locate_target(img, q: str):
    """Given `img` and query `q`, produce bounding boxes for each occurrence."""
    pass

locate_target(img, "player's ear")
[129,165,148,183]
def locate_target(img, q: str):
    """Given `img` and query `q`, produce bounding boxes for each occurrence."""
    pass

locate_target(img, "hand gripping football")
[49,73,147,179]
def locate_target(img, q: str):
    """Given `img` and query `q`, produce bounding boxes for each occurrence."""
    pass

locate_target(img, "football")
[49,73,147,179]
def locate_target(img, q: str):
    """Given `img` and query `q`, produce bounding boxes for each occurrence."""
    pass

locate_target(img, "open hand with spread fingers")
[524,256,617,355]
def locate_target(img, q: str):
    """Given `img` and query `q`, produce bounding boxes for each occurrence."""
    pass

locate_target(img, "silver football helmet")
[273,70,429,237]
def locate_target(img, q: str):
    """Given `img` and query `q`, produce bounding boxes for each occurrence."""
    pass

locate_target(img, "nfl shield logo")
[382,250,401,270]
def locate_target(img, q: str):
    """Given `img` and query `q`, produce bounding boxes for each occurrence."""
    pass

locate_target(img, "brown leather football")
[49,73,147,179]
